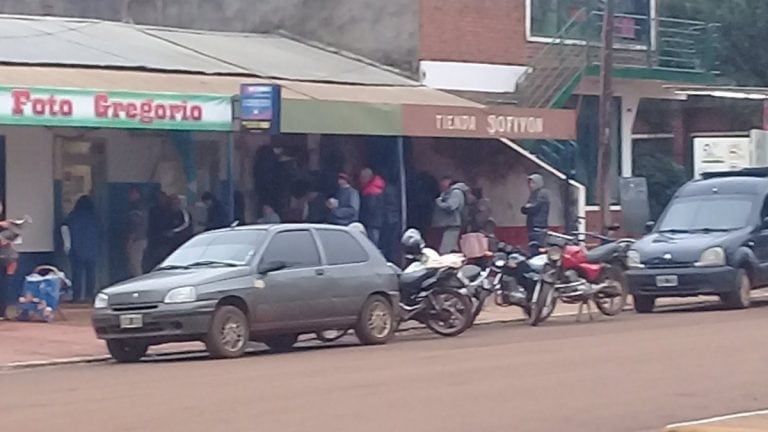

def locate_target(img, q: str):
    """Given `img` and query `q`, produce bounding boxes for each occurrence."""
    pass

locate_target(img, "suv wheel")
[106,340,148,363]
[633,295,655,314]
[355,295,396,345]
[264,334,298,353]
[205,305,249,359]
[721,269,751,310]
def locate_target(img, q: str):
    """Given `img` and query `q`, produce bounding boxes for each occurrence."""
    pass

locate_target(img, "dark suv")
[627,168,768,313]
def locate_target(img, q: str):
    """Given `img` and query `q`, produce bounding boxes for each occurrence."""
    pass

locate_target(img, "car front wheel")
[633,295,655,313]
[106,340,148,363]
[205,305,249,359]
[721,269,751,310]
[355,295,396,345]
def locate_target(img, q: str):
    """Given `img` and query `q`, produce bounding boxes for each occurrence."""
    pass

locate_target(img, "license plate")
[119,314,143,329]
[655,275,679,287]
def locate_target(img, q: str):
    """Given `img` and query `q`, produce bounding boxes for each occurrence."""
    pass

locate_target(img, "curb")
[0,299,710,371]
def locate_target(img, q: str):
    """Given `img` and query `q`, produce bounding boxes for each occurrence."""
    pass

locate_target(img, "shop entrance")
[57,138,109,291]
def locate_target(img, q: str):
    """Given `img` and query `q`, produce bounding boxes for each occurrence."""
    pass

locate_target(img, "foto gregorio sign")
[401,105,577,140]
[0,86,233,131]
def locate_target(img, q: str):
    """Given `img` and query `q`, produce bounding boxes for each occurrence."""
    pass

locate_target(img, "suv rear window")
[657,195,753,232]
[316,230,369,265]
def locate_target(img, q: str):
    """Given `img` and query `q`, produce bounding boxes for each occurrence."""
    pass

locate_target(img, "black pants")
[0,265,9,318]
[527,229,546,255]
[71,258,96,301]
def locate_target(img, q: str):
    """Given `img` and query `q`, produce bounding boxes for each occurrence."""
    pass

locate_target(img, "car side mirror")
[259,260,287,274]
[644,221,655,234]
[762,217,768,230]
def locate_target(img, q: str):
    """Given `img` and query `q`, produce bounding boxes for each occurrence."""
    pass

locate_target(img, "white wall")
[420,61,529,93]
[411,137,566,227]
[1,126,55,252]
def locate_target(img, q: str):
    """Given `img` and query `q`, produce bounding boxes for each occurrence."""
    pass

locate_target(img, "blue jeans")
[71,258,96,301]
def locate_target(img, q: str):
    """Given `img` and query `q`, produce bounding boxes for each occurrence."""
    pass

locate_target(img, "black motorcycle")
[469,243,550,324]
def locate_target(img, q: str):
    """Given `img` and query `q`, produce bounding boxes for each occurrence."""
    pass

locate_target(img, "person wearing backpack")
[432,176,468,254]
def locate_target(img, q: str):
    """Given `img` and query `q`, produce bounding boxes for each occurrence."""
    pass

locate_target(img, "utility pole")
[596,0,615,234]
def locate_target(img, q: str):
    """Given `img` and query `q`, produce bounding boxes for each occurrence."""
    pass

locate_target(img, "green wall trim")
[281,99,402,135]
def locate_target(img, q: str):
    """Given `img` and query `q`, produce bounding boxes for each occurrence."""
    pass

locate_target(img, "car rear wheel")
[355,294,396,345]
[205,305,249,359]
[721,269,751,310]
[633,295,655,313]
[264,334,299,353]
[106,340,147,363]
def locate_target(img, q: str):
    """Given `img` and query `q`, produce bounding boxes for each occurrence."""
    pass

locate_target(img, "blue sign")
[239,84,281,133]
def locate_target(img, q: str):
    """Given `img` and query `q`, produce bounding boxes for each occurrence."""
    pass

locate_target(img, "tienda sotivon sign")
[0,86,233,131]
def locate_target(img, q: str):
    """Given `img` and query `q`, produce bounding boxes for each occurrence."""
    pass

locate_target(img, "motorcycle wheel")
[594,265,627,316]
[425,288,473,337]
[316,329,349,342]
[528,281,556,327]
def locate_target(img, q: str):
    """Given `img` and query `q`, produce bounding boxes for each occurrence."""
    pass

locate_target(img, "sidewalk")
[0,297,721,368]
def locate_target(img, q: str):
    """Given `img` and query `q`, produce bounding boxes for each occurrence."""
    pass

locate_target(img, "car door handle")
[315,269,325,276]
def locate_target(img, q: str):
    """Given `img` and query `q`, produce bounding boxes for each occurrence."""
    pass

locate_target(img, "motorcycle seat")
[400,268,438,292]
[586,243,619,264]
[459,265,482,281]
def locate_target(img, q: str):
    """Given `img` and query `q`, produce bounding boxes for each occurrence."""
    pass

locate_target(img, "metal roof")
[0,14,415,86]
[0,65,483,107]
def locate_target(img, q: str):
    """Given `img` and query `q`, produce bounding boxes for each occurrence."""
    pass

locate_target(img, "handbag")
[459,232,489,259]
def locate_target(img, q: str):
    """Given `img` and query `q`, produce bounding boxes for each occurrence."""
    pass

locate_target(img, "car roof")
[679,176,768,197]
[206,223,355,234]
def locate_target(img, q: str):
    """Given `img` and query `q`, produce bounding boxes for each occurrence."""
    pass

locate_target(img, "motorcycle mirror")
[606,223,621,232]
[496,242,508,251]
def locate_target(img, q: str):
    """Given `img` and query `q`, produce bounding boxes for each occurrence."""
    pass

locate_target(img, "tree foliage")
[661,0,768,86]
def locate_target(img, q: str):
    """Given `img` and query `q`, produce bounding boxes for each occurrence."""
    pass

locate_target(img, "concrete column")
[621,94,640,177]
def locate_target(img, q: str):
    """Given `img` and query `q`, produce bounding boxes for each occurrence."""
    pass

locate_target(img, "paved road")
[3,301,768,432]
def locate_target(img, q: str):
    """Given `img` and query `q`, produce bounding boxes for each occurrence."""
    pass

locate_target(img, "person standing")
[62,195,100,302]
[125,188,148,278]
[201,192,229,231]
[144,192,172,273]
[432,176,467,254]
[328,173,360,226]
[380,183,401,262]
[359,168,386,246]
[521,173,551,252]
[166,195,194,251]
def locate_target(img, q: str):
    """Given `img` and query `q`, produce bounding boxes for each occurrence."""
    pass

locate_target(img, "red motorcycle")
[528,230,633,326]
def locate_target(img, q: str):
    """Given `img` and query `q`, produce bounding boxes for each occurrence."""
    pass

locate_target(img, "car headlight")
[547,245,562,262]
[696,247,726,267]
[626,250,644,269]
[494,259,507,268]
[164,286,197,304]
[93,292,109,309]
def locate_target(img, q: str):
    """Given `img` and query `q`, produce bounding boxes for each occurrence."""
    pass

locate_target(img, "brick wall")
[420,0,528,65]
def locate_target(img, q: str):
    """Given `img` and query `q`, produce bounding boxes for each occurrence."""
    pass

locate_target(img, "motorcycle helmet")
[401,228,425,256]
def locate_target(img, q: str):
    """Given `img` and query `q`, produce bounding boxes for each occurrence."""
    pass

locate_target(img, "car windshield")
[656,195,754,233]
[159,230,266,269]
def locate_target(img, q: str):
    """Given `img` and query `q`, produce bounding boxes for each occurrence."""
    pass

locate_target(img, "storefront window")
[529,0,651,42]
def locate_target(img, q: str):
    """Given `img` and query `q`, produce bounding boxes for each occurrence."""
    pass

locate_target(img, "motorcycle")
[468,243,550,324]
[529,230,634,326]
[397,248,476,337]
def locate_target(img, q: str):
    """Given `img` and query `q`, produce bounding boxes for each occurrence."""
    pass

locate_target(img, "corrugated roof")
[0,66,484,107]
[0,14,415,86]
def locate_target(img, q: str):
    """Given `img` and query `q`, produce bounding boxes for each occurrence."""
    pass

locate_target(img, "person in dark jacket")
[202,192,229,231]
[166,195,194,250]
[144,192,173,273]
[359,168,386,246]
[63,195,101,301]
[521,173,551,252]
[328,173,360,226]
[380,183,401,262]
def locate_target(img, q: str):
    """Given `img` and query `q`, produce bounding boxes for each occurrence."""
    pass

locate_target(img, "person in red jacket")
[359,168,386,246]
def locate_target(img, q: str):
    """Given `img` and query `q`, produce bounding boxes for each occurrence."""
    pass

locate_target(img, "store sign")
[239,84,281,133]
[0,86,233,131]
[693,136,751,178]
[402,105,577,140]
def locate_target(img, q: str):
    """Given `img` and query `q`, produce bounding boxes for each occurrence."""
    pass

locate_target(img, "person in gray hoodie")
[432,176,467,254]
[521,173,551,251]
[328,173,360,226]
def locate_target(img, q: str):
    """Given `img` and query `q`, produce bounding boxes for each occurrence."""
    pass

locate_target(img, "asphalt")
[2,300,768,432]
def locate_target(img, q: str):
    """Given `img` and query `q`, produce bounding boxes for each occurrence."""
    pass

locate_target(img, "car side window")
[261,230,321,269]
[761,196,768,221]
[316,230,369,265]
